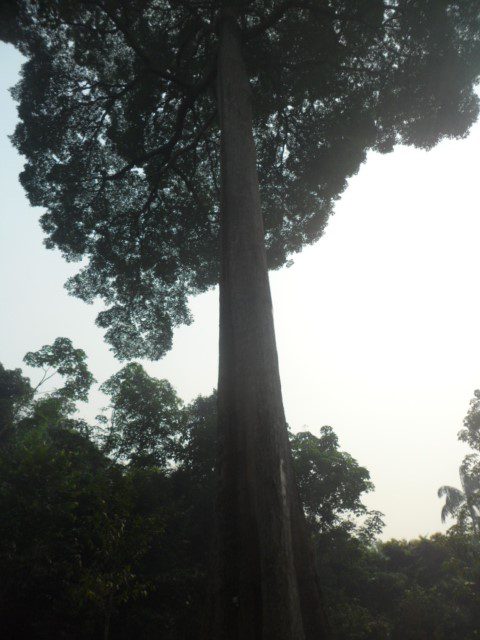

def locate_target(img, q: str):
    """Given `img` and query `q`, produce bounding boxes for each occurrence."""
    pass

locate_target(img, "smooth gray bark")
[212,9,330,640]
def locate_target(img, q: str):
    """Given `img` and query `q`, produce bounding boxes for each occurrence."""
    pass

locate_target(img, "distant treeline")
[1,338,479,639]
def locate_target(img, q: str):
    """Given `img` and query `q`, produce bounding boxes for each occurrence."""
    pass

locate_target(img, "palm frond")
[438,485,465,523]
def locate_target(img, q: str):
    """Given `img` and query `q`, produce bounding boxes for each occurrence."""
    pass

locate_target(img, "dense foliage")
[1,339,480,639]
[3,1,479,358]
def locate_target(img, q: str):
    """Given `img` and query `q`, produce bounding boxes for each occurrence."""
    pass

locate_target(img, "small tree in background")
[99,363,184,467]
[438,458,480,534]
[439,389,480,534]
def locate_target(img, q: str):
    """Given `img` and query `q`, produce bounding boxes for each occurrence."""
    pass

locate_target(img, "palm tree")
[438,456,480,534]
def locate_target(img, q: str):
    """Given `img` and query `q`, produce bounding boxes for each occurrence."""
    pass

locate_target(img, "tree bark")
[212,8,330,640]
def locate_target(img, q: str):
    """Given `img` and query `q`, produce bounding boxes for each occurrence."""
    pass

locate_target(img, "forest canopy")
[1,339,479,639]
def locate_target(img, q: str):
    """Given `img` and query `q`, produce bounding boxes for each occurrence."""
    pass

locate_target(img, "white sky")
[1,42,479,540]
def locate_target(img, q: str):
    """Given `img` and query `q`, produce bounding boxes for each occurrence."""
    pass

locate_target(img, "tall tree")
[3,2,480,637]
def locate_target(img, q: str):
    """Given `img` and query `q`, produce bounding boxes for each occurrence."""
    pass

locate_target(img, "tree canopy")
[99,362,184,467]
[4,0,479,359]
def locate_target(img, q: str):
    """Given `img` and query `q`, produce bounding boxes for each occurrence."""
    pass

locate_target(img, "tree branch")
[139,109,217,214]
[99,2,188,90]
[103,96,195,181]
[244,2,309,41]
[244,1,401,41]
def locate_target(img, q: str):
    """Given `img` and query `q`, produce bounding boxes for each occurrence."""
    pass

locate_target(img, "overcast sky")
[2,42,480,540]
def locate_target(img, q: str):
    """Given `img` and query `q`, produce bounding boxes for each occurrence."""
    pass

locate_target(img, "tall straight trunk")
[212,9,330,640]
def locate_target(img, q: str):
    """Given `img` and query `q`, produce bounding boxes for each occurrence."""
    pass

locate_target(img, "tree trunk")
[212,9,330,640]
[103,592,113,640]
[466,498,479,534]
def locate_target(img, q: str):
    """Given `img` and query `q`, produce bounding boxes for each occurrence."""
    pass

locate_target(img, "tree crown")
[5,0,480,358]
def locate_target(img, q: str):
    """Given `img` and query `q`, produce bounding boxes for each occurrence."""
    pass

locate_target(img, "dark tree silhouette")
[3,1,480,637]
[0,364,32,443]
[438,459,480,534]
[24,337,95,401]
[99,363,184,467]
[439,388,480,534]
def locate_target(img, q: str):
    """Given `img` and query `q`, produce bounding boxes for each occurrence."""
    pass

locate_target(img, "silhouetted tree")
[291,428,376,531]
[438,458,480,534]
[25,337,93,397]
[0,337,95,442]
[439,389,480,534]
[99,363,184,467]
[19,337,96,436]
[3,2,480,636]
